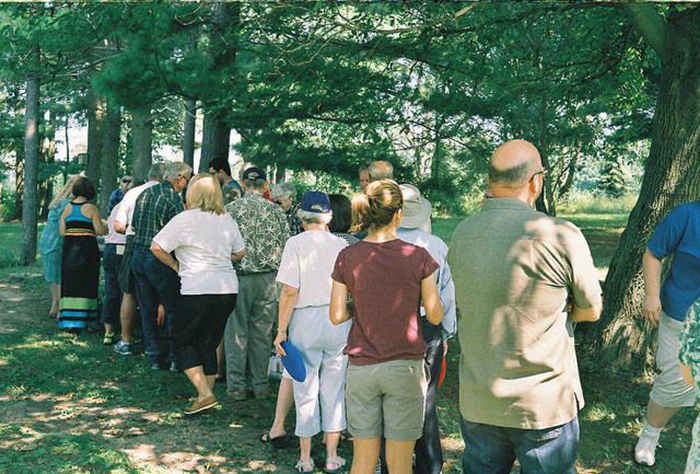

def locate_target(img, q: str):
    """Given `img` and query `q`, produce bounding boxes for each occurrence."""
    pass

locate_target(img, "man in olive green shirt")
[448,140,602,474]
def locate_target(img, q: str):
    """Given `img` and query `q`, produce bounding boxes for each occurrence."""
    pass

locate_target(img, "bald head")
[488,140,542,187]
[369,160,394,181]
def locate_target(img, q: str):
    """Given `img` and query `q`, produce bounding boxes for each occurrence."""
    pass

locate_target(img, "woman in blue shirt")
[38,175,80,318]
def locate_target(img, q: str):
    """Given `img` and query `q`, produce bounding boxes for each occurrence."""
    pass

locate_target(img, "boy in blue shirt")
[636,202,700,466]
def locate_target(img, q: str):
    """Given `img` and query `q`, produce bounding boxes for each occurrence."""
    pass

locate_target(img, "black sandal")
[260,431,291,448]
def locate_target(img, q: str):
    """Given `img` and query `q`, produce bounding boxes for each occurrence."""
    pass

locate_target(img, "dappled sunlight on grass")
[0,210,690,473]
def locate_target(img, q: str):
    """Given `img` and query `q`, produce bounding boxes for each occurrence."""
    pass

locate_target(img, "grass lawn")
[0,211,695,473]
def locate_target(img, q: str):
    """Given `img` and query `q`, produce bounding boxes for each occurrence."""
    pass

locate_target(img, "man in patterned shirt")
[131,161,193,370]
[224,166,290,400]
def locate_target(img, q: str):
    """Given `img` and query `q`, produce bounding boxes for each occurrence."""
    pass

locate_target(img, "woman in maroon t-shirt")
[330,179,443,474]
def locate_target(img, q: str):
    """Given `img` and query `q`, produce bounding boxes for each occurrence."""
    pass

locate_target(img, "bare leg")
[300,436,312,462]
[120,293,136,342]
[385,439,416,474]
[324,431,341,464]
[50,284,60,315]
[350,438,381,474]
[104,323,114,334]
[206,374,216,390]
[184,366,214,401]
[646,400,682,428]
[216,339,225,378]
[268,377,293,438]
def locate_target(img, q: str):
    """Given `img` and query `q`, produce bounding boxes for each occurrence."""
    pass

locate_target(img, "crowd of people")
[36,139,700,474]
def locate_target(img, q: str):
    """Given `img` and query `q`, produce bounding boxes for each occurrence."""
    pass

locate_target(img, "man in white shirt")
[112,163,164,356]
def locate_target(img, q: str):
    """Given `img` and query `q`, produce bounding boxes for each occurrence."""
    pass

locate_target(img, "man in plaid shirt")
[131,161,193,370]
[224,166,290,400]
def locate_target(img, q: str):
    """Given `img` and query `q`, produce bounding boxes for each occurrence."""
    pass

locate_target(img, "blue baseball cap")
[300,191,331,213]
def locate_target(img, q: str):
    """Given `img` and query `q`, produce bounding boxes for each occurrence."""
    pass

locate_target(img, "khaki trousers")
[224,272,278,393]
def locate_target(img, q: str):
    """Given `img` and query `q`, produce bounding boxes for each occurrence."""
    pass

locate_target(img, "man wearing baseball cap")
[224,166,290,400]
[379,183,456,474]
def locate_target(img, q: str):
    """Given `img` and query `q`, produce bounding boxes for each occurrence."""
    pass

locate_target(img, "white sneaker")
[635,435,659,466]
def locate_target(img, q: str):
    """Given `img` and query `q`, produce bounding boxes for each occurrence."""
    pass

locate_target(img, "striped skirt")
[58,235,100,330]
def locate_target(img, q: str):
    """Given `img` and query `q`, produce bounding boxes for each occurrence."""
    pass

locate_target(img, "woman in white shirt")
[273,191,351,474]
[151,174,245,415]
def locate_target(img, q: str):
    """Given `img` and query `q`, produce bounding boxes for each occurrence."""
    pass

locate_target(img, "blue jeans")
[131,246,180,367]
[461,416,579,474]
[101,244,123,327]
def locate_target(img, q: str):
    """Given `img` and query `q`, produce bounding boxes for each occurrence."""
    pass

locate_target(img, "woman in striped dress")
[58,177,106,332]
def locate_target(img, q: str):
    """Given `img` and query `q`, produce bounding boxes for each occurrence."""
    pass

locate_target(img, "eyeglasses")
[121,178,132,184]
[528,170,546,182]
[179,174,191,185]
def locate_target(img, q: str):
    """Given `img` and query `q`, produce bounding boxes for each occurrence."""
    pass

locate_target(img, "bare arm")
[570,301,602,323]
[329,280,352,325]
[421,273,443,325]
[643,249,663,326]
[114,220,127,234]
[86,204,107,236]
[150,242,179,274]
[231,249,245,262]
[59,206,69,236]
[273,284,299,356]
[681,363,695,387]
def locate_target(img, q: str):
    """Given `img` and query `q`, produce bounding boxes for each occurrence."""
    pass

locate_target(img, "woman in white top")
[152,174,245,415]
[273,192,351,474]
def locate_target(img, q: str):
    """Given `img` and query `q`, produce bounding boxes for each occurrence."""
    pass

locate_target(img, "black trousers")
[381,320,444,474]
[172,293,237,375]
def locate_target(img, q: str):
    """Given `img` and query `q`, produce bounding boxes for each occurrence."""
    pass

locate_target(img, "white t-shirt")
[153,209,245,295]
[115,180,159,236]
[276,230,348,309]
[105,203,127,245]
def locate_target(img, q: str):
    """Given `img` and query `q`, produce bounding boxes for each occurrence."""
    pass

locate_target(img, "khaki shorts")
[346,359,428,441]
[650,312,698,408]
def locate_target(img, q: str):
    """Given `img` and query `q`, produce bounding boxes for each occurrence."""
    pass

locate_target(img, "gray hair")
[163,162,193,181]
[147,162,165,181]
[271,182,297,201]
[368,160,394,181]
[488,161,533,185]
[297,209,333,225]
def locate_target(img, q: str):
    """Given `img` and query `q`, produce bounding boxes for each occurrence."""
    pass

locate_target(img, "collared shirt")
[222,179,243,204]
[448,198,602,430]
[225,192,290,275]
[115,181,159,236]
[398,227,456,340]
[131,181,184,248]
[105,202,127,245]
[680,299,700,375]
[285,202,303,236]
[107,188,124,215]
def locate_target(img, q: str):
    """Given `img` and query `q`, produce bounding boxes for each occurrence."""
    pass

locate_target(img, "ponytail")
[350,179,403,234]
[351,193,371,234]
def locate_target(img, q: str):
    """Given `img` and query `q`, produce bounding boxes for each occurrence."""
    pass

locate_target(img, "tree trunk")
[63,109,70,181]
[86,88,105,189]
[584,19,700,371]
[10,145,24,222]
[131,106,153,182]
[199,111,230,172]
[40,110,56,219]
[7,85,24,222]
[20,48,40,266]
[199,2,239,173]
[183,98,196,168]
[99,102,121,215]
